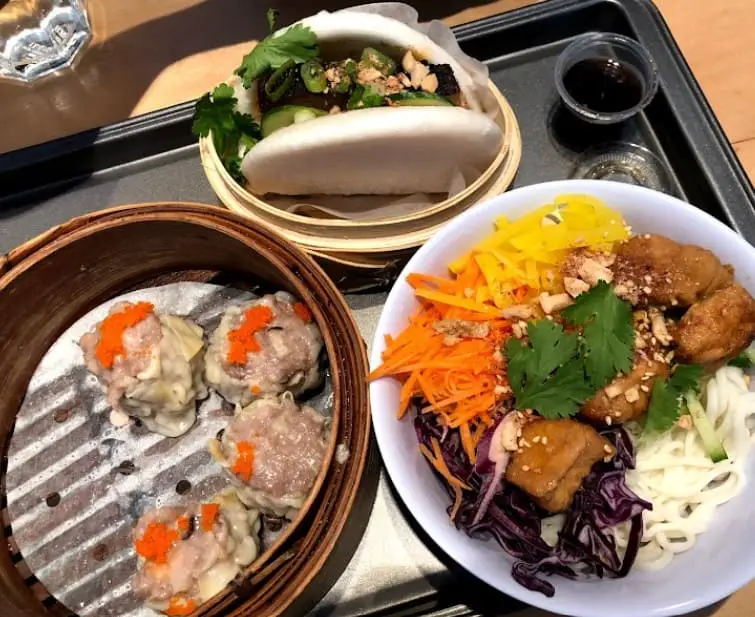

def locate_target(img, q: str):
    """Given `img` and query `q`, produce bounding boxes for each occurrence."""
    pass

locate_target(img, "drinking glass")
[0,0,91,82]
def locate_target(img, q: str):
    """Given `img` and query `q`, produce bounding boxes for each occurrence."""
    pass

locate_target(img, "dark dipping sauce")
[563,57,644,114]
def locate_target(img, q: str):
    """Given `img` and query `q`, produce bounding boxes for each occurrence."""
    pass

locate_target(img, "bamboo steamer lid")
[199,81,521,237]
[0,204,371,617]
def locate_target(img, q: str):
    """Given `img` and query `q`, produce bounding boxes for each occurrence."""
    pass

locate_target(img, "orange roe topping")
[176,515,191,533]
[231,441,255,482]
[134,521,179,564]
[165,596,196,616]
[200,503,220,532]
[293,302,312,323]
[227,306,274,365]
[95,302,154,368]
[250,384,261,394]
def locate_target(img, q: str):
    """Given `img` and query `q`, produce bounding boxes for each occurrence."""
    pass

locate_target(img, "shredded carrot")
[134,521,179,564]
[95,302,154,368]
[200,503,220,532]
[165,596,197,616]
[414,288,499,315]
[293,302,312,322]
[418,437,470,521]
[369,296,509,460]
[176,515,190,533]
[227,305,274,365]
[231,441,255,482]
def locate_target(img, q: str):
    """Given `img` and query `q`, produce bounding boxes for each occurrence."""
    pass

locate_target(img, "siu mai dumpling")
[132,489,260,615]
[204,292,323,406]
[79,301,207,437]
[208,394,329,519]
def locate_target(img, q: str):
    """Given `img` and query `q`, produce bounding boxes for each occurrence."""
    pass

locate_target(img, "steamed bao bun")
[231,8,503,195]
[208,393,330,519]
[204,292,323,407]
[79,302,207,437]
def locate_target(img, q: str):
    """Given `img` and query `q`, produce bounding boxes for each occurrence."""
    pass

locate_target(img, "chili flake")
[227,305,274,365]
[95,302,154,368]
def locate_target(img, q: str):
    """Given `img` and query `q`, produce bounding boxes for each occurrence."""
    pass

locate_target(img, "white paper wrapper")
[5,283,333,617]
[227,2,505,220]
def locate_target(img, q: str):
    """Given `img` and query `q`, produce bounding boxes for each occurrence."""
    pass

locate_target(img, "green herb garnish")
[729,348,755,369]
[192,83,260,184]
[346,84,385,110]
[561,280,634,389]
[505,321,594,419]
[235,22,319,88]
[645,364,703,433]
[266,8,278,34]
[505,282,634,419]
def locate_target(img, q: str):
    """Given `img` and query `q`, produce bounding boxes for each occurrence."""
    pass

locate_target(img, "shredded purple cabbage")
[414,413,652,597]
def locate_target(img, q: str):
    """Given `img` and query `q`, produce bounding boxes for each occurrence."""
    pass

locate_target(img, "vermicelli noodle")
[616,366,755,570]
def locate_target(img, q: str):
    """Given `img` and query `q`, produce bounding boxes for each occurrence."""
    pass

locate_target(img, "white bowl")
[369,180,755,617]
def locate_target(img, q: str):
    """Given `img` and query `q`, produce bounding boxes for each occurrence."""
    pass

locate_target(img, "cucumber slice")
[260,106,327,138]
[685,391,728,463]
[389,91,453,107]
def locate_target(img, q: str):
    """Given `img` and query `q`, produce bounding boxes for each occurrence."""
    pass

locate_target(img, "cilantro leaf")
[561,280,634,389]
[517,358,595,419]
[645,364,703,433]
[235,23,319,87]
[504,320,591,419]
[191,84,260,185]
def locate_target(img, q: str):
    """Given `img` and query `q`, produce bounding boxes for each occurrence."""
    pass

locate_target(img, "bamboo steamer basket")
[198,81,522,252]
[0,204,371,617]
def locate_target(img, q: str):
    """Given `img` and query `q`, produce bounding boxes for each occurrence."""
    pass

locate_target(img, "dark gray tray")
[0,1,753,616]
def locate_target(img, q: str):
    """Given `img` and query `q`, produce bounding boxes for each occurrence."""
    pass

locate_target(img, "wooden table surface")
[1,0,754,616]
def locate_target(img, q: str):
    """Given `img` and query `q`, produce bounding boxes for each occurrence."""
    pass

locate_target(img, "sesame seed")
[532,435,541,443]
[643,286,652,294]
[614,411,621,417]
[644,275,652,284]
[541,436,548,445]
[605,416,613,426]
[522,465,531,472]
[643,234,651,239]
[521,439,531,448]
[640,385,650,392]
[671,299,679,306]
[604,444,613,453]
[517,448,524,454]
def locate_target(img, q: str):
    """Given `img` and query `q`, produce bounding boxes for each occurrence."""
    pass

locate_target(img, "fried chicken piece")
[505,419,615,513]
[613,234,733,307]
[580,357,670,425]
[676,283,755,364]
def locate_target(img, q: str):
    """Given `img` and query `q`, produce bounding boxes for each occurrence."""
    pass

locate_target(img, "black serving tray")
[0,1,753,616]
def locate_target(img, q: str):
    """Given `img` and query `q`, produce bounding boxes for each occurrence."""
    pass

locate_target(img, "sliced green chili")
[300,60,327,93]
[264,59,296,102]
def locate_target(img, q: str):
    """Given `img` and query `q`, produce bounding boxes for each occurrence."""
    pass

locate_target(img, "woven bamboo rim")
[201,105,521,254]
[199,80,521,232]
[0,203,370,617]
